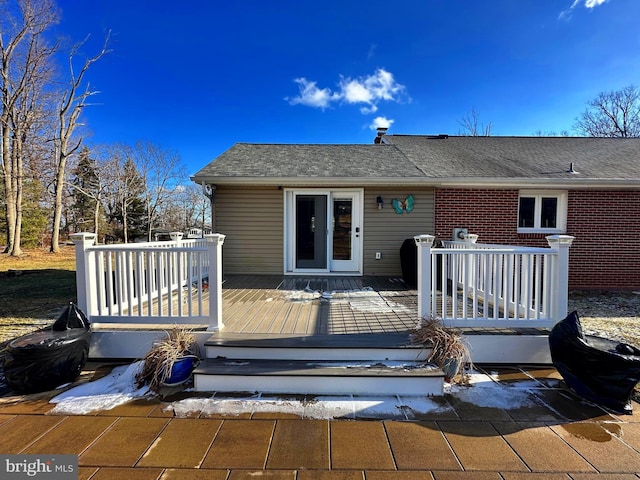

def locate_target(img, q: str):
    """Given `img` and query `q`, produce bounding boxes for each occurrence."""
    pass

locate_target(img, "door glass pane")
[541,197,558,228]
[518,197,535,228]
[332,199,352,260]
[296,197,315,262]
[296,195,327,269]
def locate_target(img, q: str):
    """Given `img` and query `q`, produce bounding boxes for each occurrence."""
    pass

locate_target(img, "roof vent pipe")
[567,162,577,173]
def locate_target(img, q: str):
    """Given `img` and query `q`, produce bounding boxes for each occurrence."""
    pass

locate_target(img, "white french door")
[285,189,362,274]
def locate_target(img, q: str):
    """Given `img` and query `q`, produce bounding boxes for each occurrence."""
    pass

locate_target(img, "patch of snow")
[303,396,356,419]
[166,393,452,420]
[306,360,431,370]
[48,362,544,418]
[351,395,408,419]
[171,393,306,418]
[449,383,535,409]
[285,287,412,314]
[398,395,454,418]
[445,370,536,410]
[285,288,321,302]
[49,362,150,415]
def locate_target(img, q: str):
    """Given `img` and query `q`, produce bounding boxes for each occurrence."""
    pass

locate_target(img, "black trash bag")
[399,237,444,290]
[549,310,640,414]
[52,302,90,331]
[400,238,417,287]
[3,303,91,394]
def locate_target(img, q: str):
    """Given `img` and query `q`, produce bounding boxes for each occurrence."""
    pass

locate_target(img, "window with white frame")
[518,190,567,233]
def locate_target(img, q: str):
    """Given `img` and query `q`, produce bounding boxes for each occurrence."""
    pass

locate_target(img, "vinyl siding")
[215,185,283,275]
[363,187,435,276]
[214,185,434,276]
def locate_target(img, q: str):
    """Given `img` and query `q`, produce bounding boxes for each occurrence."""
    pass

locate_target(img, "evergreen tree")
[20,178,48,248]
[106,154,147,242]
[70,147,101,233]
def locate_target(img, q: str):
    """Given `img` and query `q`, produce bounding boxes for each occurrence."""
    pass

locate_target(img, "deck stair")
[193,332,446,396]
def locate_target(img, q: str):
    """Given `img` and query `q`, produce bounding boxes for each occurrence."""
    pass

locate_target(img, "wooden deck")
[90,275,552,362]
[130,274,543,336]
[219,275,418,335]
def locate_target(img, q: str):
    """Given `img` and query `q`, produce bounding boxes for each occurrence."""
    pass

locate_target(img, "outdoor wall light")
[376,196,384,209]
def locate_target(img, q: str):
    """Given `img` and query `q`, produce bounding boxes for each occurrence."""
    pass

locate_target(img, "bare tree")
[458,107,492,136]
[1,0,59,255]
[188,183,210,232]
[133,141,186,241]
[68,146,116,238]
[532,129,570,137]
[574,85,640,137]
[176,183,209,232]
[50,32,110,252]
[103,144,146,243]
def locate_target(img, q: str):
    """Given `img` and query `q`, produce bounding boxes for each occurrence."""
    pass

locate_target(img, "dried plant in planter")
[410,317,472,381]
[135,327,199,393]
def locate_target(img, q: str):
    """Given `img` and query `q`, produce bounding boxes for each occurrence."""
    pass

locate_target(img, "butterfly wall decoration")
[391,194,414,214]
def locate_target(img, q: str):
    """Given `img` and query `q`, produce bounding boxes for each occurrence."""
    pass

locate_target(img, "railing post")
[546,235,575,323]
[71,232,98,318]
[169,232,184,288]
[206,233,226,331]
[414,234,435,322]
[169,231,184,246]
[462,233,478,245]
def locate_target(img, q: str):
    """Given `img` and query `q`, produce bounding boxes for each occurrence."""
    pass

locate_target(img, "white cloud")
[360,105,378,115]
[559,0,608,19]
[342,79,374,104]
[286,68,407,114]
[365,69,402,101]
[286,78,339,109]
[340,69,405,104]
[370,116,394,130]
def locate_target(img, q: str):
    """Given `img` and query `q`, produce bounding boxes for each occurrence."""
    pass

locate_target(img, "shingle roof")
[192,143,420,180]
[191,135,640,187]
[386,135,640,180]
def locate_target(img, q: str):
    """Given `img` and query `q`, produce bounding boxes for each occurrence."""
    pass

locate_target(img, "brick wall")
[434,188,640,290]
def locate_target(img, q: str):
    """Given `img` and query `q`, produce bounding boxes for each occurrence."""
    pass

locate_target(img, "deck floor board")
[127,275,544,337]
[218,275,416,336]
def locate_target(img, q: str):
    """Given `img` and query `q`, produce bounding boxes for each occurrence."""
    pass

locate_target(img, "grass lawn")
[0,246,77,345]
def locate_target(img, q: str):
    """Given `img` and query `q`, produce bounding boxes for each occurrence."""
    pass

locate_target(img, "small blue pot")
[441,357,461,381]
[163,355,200,386]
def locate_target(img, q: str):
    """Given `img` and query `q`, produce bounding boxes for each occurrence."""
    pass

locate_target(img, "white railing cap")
[414,234,435,246]
[70,232,97,244]
[205,233,226,246]
[546,235,575,247]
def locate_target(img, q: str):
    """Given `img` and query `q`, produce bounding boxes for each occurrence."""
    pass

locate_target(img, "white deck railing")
[71,232,225,331]
[72,230,572,332]
[415,233,574,328]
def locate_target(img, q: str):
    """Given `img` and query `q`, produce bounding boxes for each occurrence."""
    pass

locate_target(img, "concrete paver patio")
[0,364,639,479]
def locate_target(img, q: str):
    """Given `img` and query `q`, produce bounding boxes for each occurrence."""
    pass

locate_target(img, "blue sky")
[54,0,640,175]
